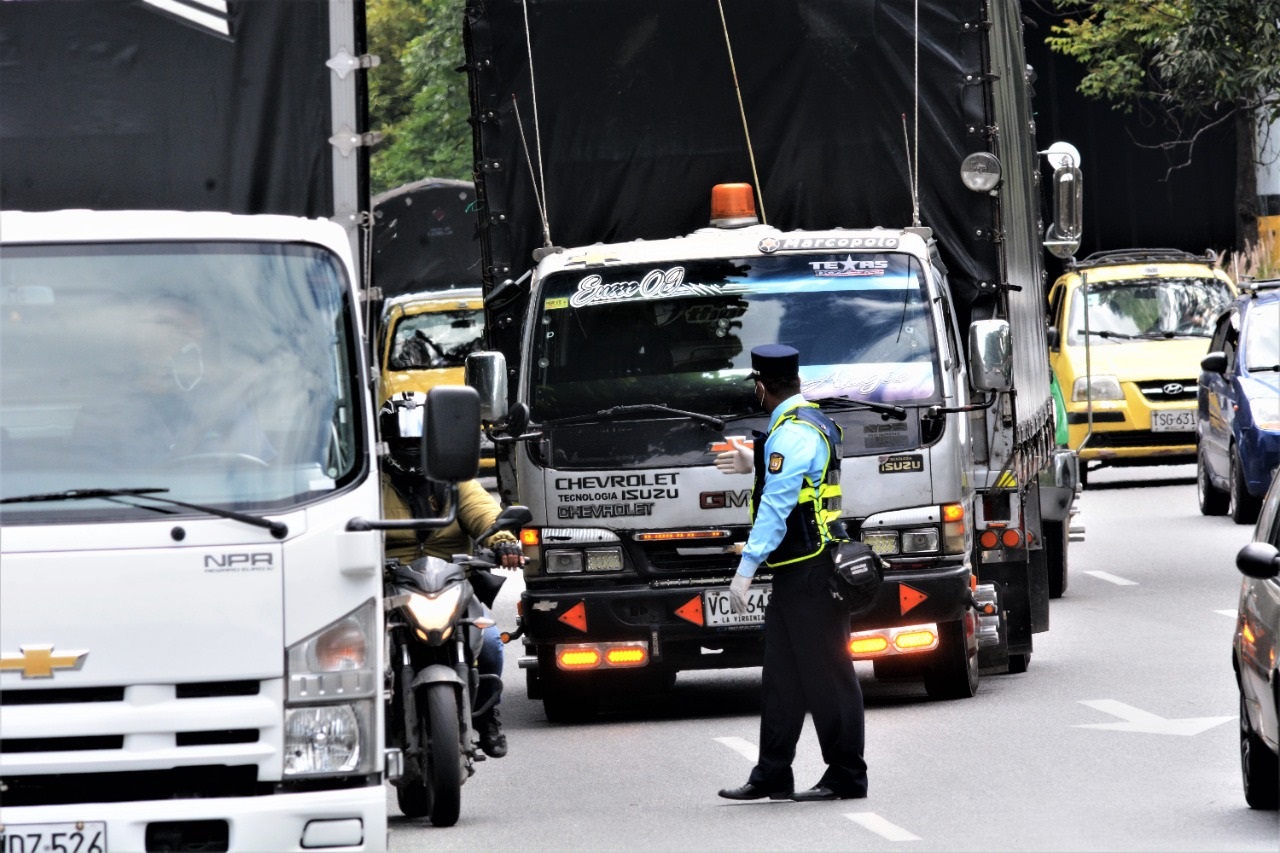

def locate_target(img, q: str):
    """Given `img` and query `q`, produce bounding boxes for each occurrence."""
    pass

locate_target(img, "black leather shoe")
[717,782,792,801]
[789,785,864,801]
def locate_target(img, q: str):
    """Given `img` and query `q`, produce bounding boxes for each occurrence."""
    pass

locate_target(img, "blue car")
[1198,282,1280,523]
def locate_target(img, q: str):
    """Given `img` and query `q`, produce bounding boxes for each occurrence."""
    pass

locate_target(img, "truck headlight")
[285,599,378,776]
[1071,374,1123,402]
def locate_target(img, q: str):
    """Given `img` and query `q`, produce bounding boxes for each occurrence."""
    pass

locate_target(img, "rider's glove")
[492,539,524,564]
[715,437,753,475]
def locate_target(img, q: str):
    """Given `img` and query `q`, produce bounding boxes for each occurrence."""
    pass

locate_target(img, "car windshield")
[530,253,940,422]
[1244,301,1280,370]
[1066,276,1233,345]
[389,302,484,370]
[0,241,363,520]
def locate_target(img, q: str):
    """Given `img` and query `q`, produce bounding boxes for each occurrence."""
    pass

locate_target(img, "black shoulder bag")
[828,540,885,614]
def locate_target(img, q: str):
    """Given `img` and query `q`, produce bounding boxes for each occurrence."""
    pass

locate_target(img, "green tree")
[1046,0,1280,249]
[367,0,472,195]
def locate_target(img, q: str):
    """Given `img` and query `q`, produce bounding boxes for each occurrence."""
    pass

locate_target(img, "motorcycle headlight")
[404,584,464,638]
[1071,374,1123,402]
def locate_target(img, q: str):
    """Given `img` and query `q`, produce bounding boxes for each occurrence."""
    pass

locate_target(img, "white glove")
[715,437,753,475]
[729,572,753,615]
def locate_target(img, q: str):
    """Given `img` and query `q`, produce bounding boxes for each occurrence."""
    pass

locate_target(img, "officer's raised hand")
[729,571,753,614]
[715,436,753,475]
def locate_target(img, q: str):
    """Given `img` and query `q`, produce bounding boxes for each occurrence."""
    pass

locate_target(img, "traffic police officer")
[717,344,868,802]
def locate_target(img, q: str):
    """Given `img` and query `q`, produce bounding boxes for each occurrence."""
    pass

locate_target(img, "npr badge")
[879,453,923,474]
[768,452,785,473]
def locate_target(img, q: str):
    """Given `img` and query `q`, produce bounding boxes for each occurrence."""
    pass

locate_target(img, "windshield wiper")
[539,403,725,430]
[1246,364,1280,373]
[1077,329,1139,340]
[0,488,287,539]
[810,396,908,421]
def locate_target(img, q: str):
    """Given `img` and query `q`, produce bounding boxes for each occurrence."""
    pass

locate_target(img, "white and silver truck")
[462,0,1081,719]
[0,2,405,850]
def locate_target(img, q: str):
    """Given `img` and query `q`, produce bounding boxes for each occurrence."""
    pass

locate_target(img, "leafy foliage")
[367,0,472,195]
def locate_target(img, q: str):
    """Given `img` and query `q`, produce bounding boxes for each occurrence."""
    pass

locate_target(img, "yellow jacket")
[382,477,518,565]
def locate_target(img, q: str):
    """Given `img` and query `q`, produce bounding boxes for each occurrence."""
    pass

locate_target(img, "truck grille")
[0,678,279,806]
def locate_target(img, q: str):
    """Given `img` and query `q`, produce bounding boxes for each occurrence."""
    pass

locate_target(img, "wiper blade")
[540,403,725,430]
[0,487,287,539]
[1246,364,1280,373]
[811,396,908,421]
[1077,329,1138,340]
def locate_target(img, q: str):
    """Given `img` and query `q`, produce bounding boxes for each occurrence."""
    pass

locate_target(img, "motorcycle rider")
[379,391,525,758]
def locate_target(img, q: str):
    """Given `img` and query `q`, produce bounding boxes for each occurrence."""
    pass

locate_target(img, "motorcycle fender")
[409,663,465,690]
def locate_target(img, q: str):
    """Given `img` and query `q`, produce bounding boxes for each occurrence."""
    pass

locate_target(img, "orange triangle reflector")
[674,596,704,626]
[558,601,588,632]
[899,584,928,615]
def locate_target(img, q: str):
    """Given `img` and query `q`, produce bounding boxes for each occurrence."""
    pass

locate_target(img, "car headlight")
[1071,374,1123,402]
[1248,396,1280,430]
[284,599,378,776]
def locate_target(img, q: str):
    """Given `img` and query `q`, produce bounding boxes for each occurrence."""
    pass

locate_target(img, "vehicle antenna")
[518,0,553,248]
[715,0,767,225]
[908,0,921,227]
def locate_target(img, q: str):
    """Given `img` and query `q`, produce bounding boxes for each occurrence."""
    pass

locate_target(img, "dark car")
[1197,282,1280,523]
[1232,473,1280,810]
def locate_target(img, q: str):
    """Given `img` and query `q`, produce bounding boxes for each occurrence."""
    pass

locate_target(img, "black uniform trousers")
[746,549,868,796]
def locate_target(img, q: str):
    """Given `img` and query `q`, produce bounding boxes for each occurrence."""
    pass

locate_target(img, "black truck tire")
[923,617,978,700]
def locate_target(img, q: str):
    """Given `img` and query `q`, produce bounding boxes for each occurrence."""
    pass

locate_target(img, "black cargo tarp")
[372,178,484,299]
[0,0,343,220]
[465,0,1003,354]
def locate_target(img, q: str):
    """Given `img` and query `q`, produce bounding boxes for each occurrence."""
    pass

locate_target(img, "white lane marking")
[714,736,758,762]
[1074,699,1233,736]
[1215,609,1238,617]
[845,812,921,841]
[1084,570,1138,586]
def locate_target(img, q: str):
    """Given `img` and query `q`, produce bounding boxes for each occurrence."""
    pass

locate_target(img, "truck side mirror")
[1201,351,1228,374]
[1041,142,1083,260]
[421,385,481,482]
[465,351,509,423]
[969,319,1012,392]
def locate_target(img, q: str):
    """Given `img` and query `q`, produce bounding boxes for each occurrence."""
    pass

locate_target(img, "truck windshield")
[531,253,939,422]
[0,241,364,519]
[1067,277,1233,345]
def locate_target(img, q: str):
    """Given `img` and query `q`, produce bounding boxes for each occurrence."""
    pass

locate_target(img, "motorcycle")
[383,504,532,827]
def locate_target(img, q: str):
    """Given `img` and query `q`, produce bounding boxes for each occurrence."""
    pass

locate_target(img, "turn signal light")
[894,629,937,650]
[520,528,540,547]
[850,636,889,656]
[604,646,648,667]
[558,648,602,669]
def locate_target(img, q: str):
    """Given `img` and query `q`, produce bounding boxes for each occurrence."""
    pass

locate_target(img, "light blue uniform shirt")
[736,393,831,578]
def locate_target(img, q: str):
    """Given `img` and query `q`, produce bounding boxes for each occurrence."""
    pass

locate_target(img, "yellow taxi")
[1046,249,1236,486]
[376,287,494,473]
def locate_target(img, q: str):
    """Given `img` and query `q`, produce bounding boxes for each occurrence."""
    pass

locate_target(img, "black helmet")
[379,390,426,476]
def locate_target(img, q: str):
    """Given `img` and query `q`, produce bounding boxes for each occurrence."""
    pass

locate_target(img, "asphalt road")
[388,464,1279,851]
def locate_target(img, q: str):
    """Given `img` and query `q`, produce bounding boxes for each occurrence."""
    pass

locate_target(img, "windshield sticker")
[544,296,570,311]
[568,267,726,308]
[863,423,910,449]
[801,364,935,402]
[553,473,679,521]
[809,257,889,277]
[759,235,899,254]
[879,453,923,474]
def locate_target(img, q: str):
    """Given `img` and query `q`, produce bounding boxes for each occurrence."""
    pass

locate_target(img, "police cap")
[749,344,800,381]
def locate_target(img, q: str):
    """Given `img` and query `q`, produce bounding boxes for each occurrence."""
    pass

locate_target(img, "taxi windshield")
[389,304,484,370]
[0,241,364,520]
[1066,277,1233,345]
[530,253,940,422]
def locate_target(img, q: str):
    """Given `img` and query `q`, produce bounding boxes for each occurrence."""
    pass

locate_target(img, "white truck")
[462,0,1081,719]
[0,2,405,850]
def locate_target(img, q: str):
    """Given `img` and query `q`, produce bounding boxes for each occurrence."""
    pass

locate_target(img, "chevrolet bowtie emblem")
[0,644,89,678]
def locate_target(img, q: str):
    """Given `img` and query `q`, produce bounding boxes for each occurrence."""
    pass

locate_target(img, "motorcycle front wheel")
[425,682,463,827]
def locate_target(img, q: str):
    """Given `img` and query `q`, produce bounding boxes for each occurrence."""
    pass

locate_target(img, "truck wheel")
[1197,446,1228,516]
[1229,446,1261,525]
[923,617,978,700]
[424,683,463,827]
[1044,518,1069,599]
[1241,691,1280,809]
